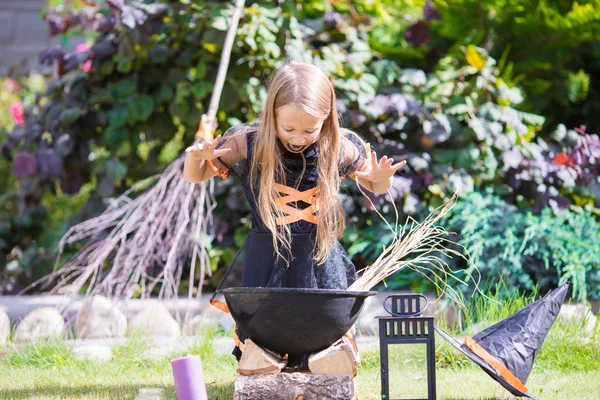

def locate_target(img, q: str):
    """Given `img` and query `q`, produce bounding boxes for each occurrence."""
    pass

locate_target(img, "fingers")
[392,160,407,170]
[185,135,225,154]
[213,148,232,157]
[185,142,204,153]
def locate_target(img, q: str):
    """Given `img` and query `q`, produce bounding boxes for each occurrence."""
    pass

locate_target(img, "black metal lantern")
[378,294,436,400]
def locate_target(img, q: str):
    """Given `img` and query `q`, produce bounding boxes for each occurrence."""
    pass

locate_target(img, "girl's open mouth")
[288,144,306,152]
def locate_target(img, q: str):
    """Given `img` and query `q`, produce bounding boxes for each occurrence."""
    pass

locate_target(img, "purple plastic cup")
[170,355,208,400]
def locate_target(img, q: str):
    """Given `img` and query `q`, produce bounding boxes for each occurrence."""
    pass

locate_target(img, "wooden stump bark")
[234,372,357,400]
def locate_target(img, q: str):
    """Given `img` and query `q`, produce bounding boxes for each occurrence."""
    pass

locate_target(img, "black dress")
[210,123,368,359]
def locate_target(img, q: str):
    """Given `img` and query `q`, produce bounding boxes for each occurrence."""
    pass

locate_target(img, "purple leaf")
[107,0,124,11]
[422,114,451,143]
[60,172,84,195]
[35,148,64,179]
[405,99,422,116]
[348,110,367,127]
[577,168,595,186]
[7,128,25,145]
[323,11,344,30]
[121,6,147,29]
[12,152,38,178]
[1,144,13,161]
[423,2,441,21]
[404,20,429,47]
[91,38,118,58]
[47,15,71,36]
[39,48,65,67]
[96,16,116,33]
[365,94,407,119]
[62,51,91,73]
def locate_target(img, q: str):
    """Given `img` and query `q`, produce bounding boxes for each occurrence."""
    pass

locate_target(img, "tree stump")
[234,372,357,400]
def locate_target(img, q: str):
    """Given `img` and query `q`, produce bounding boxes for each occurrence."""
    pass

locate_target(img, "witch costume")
[207,122,368,360]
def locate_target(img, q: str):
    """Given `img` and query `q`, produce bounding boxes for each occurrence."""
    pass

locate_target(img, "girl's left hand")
[353,150,407,183]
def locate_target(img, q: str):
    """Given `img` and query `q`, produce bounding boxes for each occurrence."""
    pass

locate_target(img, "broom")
[349,191,474,309]
[25,0,247,309]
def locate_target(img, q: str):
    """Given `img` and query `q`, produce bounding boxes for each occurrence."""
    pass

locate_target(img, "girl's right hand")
[185,135,232,160]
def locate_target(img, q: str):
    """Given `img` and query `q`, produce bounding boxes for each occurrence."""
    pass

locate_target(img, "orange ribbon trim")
[463,336,528,393]
[234,330,245,352]
[210,298,230,314]
[206,159,229,178]
[275,184,319,225]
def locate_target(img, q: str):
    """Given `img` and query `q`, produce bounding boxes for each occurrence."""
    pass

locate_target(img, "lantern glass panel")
[386,343,428,399]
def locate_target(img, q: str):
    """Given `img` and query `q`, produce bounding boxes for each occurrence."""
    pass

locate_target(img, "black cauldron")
[219,287,376,357]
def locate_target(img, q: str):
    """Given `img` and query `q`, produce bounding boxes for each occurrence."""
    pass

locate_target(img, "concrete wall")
[0,0,78,74]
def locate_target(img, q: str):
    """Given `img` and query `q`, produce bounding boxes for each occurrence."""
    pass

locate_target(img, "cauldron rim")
[218,287,377,298]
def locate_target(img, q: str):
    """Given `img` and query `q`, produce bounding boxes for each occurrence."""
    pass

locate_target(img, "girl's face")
[275,104,324,153]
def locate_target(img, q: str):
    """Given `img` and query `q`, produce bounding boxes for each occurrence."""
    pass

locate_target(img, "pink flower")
[3,79,20,93]
[9,102,24,124]
[76,43,92,53]
[76,43,93,72]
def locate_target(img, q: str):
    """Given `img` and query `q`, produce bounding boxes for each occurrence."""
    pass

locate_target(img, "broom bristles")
[349,192,474,309]
[22,155,215,308]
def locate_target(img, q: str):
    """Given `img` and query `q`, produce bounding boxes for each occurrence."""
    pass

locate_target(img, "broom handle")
[207,0,246,119]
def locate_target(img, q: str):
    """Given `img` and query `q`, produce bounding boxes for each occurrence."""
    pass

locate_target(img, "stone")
[234,372,356,400]
[73,344,113,361]
[128,302,180,337]
[75,295,127,339]
[13,307,65,343]
[184,304,235,335]
[559,304,598,336]
[0,308,10,346]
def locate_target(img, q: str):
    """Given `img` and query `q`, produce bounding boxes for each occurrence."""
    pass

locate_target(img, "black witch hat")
[435,282,570,400]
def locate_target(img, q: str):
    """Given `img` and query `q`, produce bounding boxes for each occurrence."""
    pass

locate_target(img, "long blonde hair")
[249,62,345,265]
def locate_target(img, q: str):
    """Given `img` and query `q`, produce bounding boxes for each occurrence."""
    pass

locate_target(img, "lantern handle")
[383,294,429,317]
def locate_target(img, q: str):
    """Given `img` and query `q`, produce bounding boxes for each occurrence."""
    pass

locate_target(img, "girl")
[183,61,405,366]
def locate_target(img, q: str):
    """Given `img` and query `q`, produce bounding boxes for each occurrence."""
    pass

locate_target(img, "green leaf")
[88,89,114,105]
[117,57,134,74]
[99,60,115,75]
[60,108,87,125]
[159,136,184,164]
[110,78,137,98]
[192,82,213,99]
[108,107,130,128]
[105,159,127,182]
[157,84,174,103]
[102,126,129,147]
[129,96,155,121]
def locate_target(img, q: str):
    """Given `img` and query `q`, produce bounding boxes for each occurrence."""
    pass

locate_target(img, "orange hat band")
[463,336,528,394]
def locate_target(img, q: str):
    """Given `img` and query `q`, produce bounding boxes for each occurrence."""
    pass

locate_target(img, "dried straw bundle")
[349,193,471,304]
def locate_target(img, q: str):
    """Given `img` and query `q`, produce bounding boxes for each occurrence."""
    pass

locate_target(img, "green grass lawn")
[0,317,597,400]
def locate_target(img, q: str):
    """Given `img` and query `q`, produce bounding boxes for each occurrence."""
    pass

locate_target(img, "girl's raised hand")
[185,135,232,160]
[353,150,407,183]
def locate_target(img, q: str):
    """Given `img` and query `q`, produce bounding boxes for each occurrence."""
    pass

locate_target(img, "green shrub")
[441,190,600,301]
